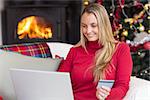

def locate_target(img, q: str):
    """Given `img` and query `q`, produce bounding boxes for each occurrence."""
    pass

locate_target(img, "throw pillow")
[0,49,62,100]
[46,42,73,59]
[0,42,52,58]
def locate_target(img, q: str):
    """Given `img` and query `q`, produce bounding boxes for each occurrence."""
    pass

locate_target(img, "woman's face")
[81,12,99,41]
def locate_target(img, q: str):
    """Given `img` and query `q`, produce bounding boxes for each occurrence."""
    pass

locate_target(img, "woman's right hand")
[96,86,111,100]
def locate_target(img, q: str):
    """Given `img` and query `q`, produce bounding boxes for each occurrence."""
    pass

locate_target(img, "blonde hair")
[77,3,117,81]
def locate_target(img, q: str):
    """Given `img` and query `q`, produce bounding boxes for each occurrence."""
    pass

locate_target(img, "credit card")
[97,80,114,88]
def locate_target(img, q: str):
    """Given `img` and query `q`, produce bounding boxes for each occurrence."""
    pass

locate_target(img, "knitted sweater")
[58,41,133,100]
[0,96,3,100]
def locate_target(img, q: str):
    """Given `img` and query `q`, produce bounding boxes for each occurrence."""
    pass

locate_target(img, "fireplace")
[2,0,82,45]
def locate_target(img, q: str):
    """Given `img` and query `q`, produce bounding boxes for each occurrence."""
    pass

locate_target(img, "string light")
[138,51,141,56]
[138,24,145,32]
[148,30,150,34]
[110,13,113,16]
[83,0,89,6]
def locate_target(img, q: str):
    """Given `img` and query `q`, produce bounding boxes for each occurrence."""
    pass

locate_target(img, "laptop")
[10,68,74,100]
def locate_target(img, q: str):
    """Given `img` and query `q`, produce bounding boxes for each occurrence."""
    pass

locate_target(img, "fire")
[17,16,52,39]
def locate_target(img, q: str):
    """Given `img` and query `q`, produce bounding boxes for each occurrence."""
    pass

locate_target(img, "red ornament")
[130,44,143,52]
[143,42,150,50]
[97,0,103,4]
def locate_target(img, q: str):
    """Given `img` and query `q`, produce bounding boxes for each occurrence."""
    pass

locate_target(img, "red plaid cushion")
[0,42,52,58]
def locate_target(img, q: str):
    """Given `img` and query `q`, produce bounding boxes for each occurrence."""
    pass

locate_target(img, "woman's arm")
[57,47,75,72]
[106,42,133,100]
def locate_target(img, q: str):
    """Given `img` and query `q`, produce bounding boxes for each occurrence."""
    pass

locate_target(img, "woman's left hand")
[96,86,111,100]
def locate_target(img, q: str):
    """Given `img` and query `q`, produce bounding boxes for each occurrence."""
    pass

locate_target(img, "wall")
[0,0,4,45]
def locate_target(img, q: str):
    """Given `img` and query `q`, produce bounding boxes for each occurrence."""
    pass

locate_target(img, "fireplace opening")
[17,16,53,39]
[2,0,82,45]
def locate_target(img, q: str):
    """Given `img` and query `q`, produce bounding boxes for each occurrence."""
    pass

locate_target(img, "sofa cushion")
[0,49,61,100]
[0,42,52,58]
[123,77,150,100]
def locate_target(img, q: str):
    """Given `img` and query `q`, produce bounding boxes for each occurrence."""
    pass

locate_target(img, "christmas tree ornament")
[83,0,89,6]
[143,42,150,50]
[122,29,128,36]
[138,24,145,32]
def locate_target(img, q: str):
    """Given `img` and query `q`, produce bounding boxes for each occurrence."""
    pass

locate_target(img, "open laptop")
[10,68,74,100]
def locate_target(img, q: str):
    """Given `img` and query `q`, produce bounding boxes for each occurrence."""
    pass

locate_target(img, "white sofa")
[0,42,150,100]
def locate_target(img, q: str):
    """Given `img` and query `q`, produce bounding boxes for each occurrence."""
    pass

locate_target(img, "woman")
[58,3,132,100]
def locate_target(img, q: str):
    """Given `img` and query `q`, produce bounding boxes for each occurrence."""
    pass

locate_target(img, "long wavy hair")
[77,3,117,81]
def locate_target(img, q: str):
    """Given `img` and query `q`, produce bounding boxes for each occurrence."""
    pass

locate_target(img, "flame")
[17,16,52,39]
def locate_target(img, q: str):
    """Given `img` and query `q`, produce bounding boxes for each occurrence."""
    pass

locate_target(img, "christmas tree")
[94,0,150,80]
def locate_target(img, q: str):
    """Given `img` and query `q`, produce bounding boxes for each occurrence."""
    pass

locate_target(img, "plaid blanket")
[0,42,52,58]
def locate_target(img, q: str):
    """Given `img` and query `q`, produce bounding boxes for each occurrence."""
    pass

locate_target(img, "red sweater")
[0,96,2,100]
[58,41,133,100]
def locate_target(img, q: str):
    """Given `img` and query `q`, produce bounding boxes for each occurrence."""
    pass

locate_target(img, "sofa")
[0,42,150,100]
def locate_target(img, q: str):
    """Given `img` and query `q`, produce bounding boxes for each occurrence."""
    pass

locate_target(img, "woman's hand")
[96,86,111,100]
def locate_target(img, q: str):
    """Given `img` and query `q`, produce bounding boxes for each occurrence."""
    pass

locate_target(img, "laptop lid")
[10,68,74,100]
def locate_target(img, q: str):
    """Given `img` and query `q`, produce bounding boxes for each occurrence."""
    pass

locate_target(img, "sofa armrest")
[123,76,150,100]
[47,42,73,59]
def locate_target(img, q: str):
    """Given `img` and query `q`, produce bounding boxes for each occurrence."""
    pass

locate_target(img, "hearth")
[2,0,82,45]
